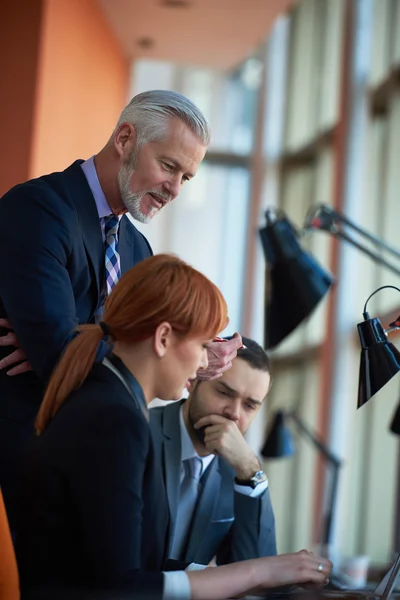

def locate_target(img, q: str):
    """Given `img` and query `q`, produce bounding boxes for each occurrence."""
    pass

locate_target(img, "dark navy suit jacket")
[16,357,168,598]
[0,160,152,528]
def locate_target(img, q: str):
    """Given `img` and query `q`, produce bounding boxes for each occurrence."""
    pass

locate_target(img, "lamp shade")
[357,318,400,408]
[261,411,295,458]
[259,212,334,349]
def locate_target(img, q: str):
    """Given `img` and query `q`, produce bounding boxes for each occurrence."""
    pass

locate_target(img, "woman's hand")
[188,549,333,600]
[253,549,332,591]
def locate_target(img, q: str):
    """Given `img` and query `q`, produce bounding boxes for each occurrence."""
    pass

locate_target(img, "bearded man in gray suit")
[150,336,277,567]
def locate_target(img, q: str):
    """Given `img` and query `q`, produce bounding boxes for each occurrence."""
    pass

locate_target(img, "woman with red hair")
[16,254,331,599]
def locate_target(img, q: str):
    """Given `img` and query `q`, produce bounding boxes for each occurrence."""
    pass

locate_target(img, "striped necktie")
[104,214,121,296]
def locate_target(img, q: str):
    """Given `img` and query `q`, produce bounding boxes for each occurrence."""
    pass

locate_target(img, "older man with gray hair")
[0,90,242,530]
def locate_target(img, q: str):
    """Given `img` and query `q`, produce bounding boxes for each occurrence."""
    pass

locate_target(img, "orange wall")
[0,0,44,195]
[0,0,129,195]
[31,0,129,177]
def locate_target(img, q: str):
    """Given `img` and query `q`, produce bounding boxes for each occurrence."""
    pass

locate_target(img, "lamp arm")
[289,411,342,547]
[328,208,400,258]
[334,230,400,277]
[321,461,340,548]
[304,205,400,277]
[289,412,342,468]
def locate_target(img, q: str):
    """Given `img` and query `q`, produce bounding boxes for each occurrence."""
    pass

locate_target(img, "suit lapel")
[162,401,183,535]
[119,216,136,275]
[62,161,104,300]
[119,215,154,274]
[184,458,221,561]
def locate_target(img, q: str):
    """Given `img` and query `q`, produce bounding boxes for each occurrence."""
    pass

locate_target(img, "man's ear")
[114,122,137,159]
[154,322,173,358]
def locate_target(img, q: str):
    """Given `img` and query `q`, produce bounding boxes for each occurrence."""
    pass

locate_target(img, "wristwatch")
[234,469,268,489]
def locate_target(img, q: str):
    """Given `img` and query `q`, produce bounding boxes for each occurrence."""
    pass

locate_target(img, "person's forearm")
[187,559,259,600]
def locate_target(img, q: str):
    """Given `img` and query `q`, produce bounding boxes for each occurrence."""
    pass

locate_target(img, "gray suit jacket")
[149,400,277,565]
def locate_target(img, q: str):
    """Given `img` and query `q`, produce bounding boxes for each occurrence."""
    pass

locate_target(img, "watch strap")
[234,469,268,489]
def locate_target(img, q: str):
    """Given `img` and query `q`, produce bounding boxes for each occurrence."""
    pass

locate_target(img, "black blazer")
[0,161,152,528]
[16,356,168,599]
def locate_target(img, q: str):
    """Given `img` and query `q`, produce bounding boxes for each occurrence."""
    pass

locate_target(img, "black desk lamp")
[261,410,342,548]
[259,208,334,350]
[259,204,400,350]
[357,285,400,408]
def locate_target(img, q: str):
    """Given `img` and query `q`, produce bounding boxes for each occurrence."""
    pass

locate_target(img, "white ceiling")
[97,0,294,70]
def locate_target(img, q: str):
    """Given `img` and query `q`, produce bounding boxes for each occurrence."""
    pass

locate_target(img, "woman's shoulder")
[86,361,132,394]
[54,362,148,429]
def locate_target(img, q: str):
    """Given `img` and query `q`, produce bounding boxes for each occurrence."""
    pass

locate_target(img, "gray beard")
[117,162,158,224]
[124,194,156,224]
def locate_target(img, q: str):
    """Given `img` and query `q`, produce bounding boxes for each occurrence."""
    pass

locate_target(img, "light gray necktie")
[170,456,202,560]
